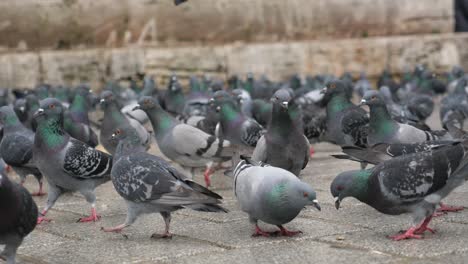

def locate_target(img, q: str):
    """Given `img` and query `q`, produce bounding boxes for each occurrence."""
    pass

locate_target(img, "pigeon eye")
[303,192,309,197]
[371,96,377,100]
[49,104,55,109]
[115,129,121,135]
[337,186,344,191]
[330,83,336,89]
[144,99,150,105]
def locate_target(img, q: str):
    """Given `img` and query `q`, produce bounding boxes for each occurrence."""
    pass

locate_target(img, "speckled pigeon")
[136,96,234,187]
[0,173,38,264]
[211,91,264,149]
[33,98,112,224]
[331,141,468,240]
[252,88,309,176]
[0,106,45,196]
[233,156,320,237]
[321,80,369,147]
[101,127,227,238]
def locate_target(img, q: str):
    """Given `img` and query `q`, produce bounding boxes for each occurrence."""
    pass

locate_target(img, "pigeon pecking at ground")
[231,156,320,237]
[252,88,310,176]
[0,106,45,196]
[0,172,38,264]
[331,140,468,240]
[135,96,235,187]
[101,126,227,238]
[33,98,112,224]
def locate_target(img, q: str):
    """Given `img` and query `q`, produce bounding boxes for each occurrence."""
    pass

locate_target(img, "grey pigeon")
[63,85,99,147]
[211,91,264,148]
[33,98,112,224]
[136,96,234,187]
[331,141,468,240]
[233,156,320,237]
[101,127,227,238]
[354,71,372,98]
[161,75,186,116]
[99,91,151,154]
[252,88,309,176]
[361,90,452,146]
[0,106,45,196]
[23,94,40,131]
[321,80,369,147]
[0,173,38,264]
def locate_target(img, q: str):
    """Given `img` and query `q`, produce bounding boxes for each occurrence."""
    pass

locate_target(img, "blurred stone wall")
[1,33,467,89]
[0,0,454,49]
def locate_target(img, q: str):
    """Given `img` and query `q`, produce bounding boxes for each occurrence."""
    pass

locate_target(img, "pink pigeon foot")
[252,225,271,237]
[437,203,464,213]
[414,216,435,234]
[277,225,303,237]
[309,146,315,157]
[101,224,127,233]
[77,208,101,223]
[203,167,213,187]
[389,227,423,241]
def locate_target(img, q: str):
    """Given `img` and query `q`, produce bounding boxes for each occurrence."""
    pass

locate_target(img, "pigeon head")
[136,96,160,111]
[34,98,65,122]
[14,98,27,116]
[231,89,251,105]
[294,182,321,211]
[271,88,293,110]
[111,126,140,143]
[99,90,116,107]
[0,105,20,127]
[321,80,347,97]
[331,170,371,210]
[360,90,385,107]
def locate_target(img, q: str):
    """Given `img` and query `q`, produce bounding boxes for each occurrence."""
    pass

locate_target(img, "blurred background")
[0,0,467,88]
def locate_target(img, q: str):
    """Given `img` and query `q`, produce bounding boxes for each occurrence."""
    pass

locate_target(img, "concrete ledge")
[1,33,468,88]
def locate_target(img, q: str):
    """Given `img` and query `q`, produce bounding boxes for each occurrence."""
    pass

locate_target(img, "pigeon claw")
[77,214,101,223]
[31,191,47,197]
[277,225,303,237]
[252,225,271,237]
[37,216,52,225]
[437,203,464,213]
[389,227,423,241]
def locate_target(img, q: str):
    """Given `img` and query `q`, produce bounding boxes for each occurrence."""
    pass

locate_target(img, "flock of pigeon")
[1,64,468,263]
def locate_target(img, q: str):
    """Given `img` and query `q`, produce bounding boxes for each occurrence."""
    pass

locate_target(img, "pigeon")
[331,141,468,240]
[232,156,320,237]
[0,106,45,196]
[23,94,40,131]
[252,89,309,176]
[33,98,112,223]
[211,91,263,148]
[161,75,186,116]
[99,91,151,154]
[135,96,234,187]
[0,173,38,264]
[321,80,369,147]
[101,127,227,237]
[360,90,452,146]
[13,99,27,123]
[440,76,468,130]
[354,71,372,98]
[63,85,99,147]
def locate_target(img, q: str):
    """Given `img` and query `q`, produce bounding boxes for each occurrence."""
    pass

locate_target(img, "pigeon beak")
[312,199,321,211]
[359,99,367,106]
[132,104,141,111]
[111,133,116,141]
[281,101,288,109]
[216,106,221,112]
[320,87,327,94]
[334,196,341,210]
[19,106,25,112]
[99,98,105,104]
[33,108,45,118]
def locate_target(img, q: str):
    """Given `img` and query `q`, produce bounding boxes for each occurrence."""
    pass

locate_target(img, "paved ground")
[4,102,468,264]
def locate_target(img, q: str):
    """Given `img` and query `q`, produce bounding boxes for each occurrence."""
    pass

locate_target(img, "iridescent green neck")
[221,104,239,122]
[266,181,289,207]
[327,94,353,115]
[369,105,396,136]
[70,94,87,113]
[5,112,20,127]
[37,118,67,149]
[349,170,371,201]
[147,108,175,135]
